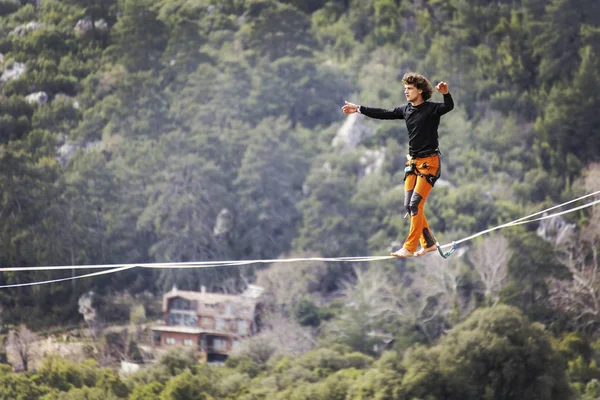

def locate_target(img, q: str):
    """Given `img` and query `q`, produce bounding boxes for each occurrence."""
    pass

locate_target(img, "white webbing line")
[0,191,598,288]
[0,256,392,289]
[0,265,136,289]
[0,256,394,272]
[438,189,600,249]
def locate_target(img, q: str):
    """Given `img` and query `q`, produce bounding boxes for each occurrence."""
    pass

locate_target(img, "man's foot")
[391,248,415,258]
[415,245,437,257]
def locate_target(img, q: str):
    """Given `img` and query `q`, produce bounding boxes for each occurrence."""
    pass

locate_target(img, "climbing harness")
[404,155,440,187]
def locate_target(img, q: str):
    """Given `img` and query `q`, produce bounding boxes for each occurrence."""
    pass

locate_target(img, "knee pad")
[409,192,423,215]
[404,190,413,215]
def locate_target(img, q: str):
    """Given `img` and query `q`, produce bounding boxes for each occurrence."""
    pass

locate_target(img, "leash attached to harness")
[435,236,456,259]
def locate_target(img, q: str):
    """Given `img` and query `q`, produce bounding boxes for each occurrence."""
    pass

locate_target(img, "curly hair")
[402,73,433,101]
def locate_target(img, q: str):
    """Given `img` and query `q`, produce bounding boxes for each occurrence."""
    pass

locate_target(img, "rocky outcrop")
[56,139,102,167]
[0,61,26,83]
[332,113,373,151]
[56,142,78,167]
[74,18,108,38]
[25,91,48,105]
[214,208,233,237]
[10,21,42,36]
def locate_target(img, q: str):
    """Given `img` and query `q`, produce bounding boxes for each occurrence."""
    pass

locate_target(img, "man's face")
[404,84,422,103]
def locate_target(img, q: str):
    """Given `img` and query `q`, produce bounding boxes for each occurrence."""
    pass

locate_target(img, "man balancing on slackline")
[342,72,454,258]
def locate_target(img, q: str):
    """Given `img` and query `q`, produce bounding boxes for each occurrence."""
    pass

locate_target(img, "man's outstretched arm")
[342,100,404,120]
[434,82,454,116]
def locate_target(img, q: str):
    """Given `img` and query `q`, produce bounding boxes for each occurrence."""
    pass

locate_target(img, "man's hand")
[342,100,359,114]
[436,82,449,94]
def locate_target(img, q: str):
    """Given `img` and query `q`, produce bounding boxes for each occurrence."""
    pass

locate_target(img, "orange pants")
[403,154,440,252]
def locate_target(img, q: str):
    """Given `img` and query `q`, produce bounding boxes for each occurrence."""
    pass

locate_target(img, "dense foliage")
[1,0,600,397]
[0,306,593,400]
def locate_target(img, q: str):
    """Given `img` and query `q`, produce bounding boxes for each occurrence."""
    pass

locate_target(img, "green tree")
[155,0,233,80]
[531,0,584,84]
[294,298,321,327]
[51,151,117,266]
[347,351,404,400]
[170,61,254,130]
[0,146,61,307]
[159,369,212,400]
[582,379,600,400]
[128,382,164,400]
[106,0,168,71]
[251,56,352,129]
[157,348,198,377]
[373,0,401,45]
[294,152,368,258]
[0,365,50,400]
[401,305,573,399]
[135,131,239,291]
[62,0,117,40]
[233,118,309,259]
[0,0,19,16]
[502,227,569,321]
[536,45,600,170]
[95,368,129,398]
[37,356,87,392]
[41,387,121,400]
[75,69,173,141]
[0,96,33,143]
[238,0,315,61]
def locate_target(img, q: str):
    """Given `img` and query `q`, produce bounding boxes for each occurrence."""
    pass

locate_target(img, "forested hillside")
[1,0,600,398]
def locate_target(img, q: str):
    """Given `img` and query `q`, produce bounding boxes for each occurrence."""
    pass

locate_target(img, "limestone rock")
[214,208,233,236]
[94,19,108,31]
[74,18,108,38]
[10,21,42,36]
[332,113,373,151]
[25,91,48,105]
[56,142,78,167]
[1,62,26,83]
[56,140,102,167]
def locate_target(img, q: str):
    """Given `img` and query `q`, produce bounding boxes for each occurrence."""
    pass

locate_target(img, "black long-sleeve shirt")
[360,93,454,157]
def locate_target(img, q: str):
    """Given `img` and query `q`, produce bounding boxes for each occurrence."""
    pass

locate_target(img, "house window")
[171,298,193,310]
[183,339,194,346]
[185,314,198,326]
[213,338,227,351]
[225,303,233,316]
[238,320,248,336]
[165,337,176,345]
[232,340,240,351]
[168,312,198,326]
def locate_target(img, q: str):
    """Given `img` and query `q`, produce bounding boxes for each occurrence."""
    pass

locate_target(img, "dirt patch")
[6,335,89,371]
